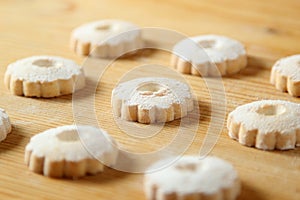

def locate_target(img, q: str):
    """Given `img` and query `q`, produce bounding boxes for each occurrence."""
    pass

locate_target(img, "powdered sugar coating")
[71,19,143,58]
[72,19,141,44]
[270,55,300,97]
[171,34,247,76]
[272,55,300,81]
[174,35,246,62]
[227,100,300,150]
[6,56,84,82]
[144,156,240,200]
[112,77,194,123]
[4,56,85,97]
[25,125,118,178]
[26,125,118,162]
[0,109,12,142]
[229,100,300,134]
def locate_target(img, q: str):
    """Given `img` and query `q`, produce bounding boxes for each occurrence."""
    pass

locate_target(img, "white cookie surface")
[0,108,12,142]
[171,34,247,76]
[144,156,240,200]
[270,54,300,97]
[227,100,300,150]
[112,77,194,124]
[25,125,118,178]
[71,19,143,58]
[5,56,85,98]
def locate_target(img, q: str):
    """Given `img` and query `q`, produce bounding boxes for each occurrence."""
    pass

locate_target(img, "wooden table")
[0,0,299,199]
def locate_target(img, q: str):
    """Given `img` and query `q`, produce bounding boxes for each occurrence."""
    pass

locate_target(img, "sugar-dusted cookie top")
[25,125,118,178]
[144,156,240,200]
[112,77,194,123]
[227,100,300,150]
[270,54,300,97]
[171,34,247,76]
[5,55,85,97]
[71,19,143,58]
[0,108,12,142]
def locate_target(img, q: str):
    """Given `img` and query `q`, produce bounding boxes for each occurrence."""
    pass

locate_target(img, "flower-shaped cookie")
[0,108,12,142]
[171,34,247,76]
[227,100,300,150]
[4,56,85,98]
[270,54,300,97]
[25,125,118,178]
[144,156,241,200]
[112,77,194,124]
[71,19,143,58]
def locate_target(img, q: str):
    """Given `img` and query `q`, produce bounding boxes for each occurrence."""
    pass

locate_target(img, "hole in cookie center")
[198,40,216,48]
[32,59,54,68]
[137,83,167,96]
[56,130,79,142]
[256,104,286,116]
[176,163,197,171]
[95,24,111,31]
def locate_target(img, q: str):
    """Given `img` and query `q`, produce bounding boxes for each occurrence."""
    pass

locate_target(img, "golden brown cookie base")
[25,149,104,179]
[171,54,247,77]
[70,36,143,58]
[4,74,85,98]
[147,179,240,200]
[112,98,194,124]
[0,109,12,142]
[270,68,300,97]
[227,115,300,150]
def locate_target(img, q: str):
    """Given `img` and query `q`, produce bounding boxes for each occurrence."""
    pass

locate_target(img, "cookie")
[112,77,194,124]
[144,156,241,200]
[71,19,143,58]
[171,35,247,76]
[270,54,300,97]
[4,56,85,98]
[25,125,118,178]
[227,100,300,150]
[0,109,12,142]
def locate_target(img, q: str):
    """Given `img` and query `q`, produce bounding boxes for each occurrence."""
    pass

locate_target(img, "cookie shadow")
[0,126,25,153]
[78,166,129,184]
[270,147,300,158]
[227,55,269,78]
[197,100,211,123]
[238,180,265,200]
[226,65,262,79]
[70,77,99,101]
[121,47,156,61]
[165,100,206,128]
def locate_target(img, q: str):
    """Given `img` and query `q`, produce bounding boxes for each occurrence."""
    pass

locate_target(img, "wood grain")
[0,0,300,200]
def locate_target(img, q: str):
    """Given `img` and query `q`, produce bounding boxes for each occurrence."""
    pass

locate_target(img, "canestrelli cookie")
[270,54,300,97]
[0,109,12,142]
[71,19,143,58]
[144,156,241,200]
[25,125,118,178]
[4,56,85,98]
[112,77,194,124]
[171,35,247,76]
[227,100,300,150]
